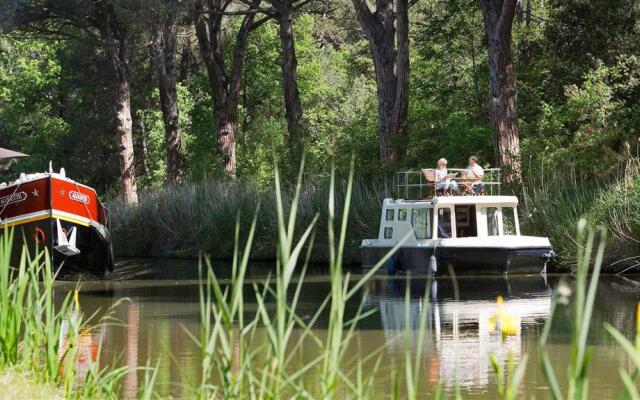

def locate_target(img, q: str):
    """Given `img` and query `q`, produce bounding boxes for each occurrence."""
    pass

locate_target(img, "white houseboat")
[361,169,555,275]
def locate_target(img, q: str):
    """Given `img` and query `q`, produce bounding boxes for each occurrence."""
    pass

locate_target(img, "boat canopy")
[0,147,28,159]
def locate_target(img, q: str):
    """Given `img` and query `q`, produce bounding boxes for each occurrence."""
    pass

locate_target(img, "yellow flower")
[73,289,79,307]
[488,295,520,337]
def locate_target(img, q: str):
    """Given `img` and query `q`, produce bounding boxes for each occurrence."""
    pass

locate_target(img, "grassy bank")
[3,164,640,398]
[521,159,640,271]
[111,159,640,271]
[0,369,63,400]
[110,176,388,264]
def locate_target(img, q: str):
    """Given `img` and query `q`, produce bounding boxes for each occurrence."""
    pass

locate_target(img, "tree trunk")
[277,2,304,153]
[480,0,522,183]
[178,38,193,83]
[106,32,138,204]
[351,0,409,163]
[193,0,260,176]
[152,14,185,184]
[215,112,237,175]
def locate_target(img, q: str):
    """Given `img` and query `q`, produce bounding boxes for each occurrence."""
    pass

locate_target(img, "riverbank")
[0,369,63,400]
[111,160,640,272]
[520,159,640,272]
[110,177,387,264]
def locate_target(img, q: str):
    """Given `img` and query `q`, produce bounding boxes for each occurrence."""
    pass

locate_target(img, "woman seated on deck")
[435,158,458,196]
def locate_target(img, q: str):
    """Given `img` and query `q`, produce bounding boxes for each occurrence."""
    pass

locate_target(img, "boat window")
[386,209,395,221]
[411,208,432,240]
[486,207,499,236]
[455,205,477,237]
[437,208,452,239]
[502,207,518,235]
[398,208,408,221]
[384,227,393,239]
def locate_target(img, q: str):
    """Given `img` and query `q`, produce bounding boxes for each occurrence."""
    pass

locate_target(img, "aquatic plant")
[109,175,389,264]
[0,228,142,399]
[603,303,640,399]
[489,351,528,400]
[521,159,640,269]
[538,219,607,400]
[188,157,409,399]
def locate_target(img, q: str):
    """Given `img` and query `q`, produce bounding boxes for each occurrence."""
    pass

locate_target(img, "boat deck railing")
[394,168,502,199]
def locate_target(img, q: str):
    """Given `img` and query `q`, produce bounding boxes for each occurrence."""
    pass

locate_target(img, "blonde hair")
[437,158,448,168]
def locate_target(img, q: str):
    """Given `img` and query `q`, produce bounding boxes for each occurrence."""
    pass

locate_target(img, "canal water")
[56,260,640,399]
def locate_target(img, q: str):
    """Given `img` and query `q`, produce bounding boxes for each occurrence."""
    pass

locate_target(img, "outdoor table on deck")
[455,175,482,195]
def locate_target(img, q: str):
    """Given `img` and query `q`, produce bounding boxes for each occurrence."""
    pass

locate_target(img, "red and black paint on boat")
[0,171,114,278]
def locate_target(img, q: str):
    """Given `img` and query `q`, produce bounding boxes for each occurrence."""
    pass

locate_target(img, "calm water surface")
[55,260,640,399]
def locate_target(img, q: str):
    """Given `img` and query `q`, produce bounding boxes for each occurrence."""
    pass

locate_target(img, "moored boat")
[361,169,555,275]
[0,154,113,278]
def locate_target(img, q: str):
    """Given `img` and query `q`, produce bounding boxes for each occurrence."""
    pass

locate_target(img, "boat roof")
[386,195,519,207]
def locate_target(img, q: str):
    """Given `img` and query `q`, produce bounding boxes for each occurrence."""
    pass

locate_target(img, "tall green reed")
[110,175,388,264]
[0,227,140,399]
[522,158,640,268]
[538,219,607,400]
[604,306,640,400]
[189,156,409,399]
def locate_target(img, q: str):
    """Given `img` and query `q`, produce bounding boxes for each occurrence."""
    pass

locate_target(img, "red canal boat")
[0,150,113,278]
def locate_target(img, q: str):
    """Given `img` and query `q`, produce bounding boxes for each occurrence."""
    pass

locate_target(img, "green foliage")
[523,59,640,171]
[538,220,606,400]
[110,172,389,263]
[2,0,639,191]
[0,37,68,170]
[521,159,640,267]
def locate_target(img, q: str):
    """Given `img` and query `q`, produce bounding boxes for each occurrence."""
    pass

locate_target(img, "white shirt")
[468,164,484,182]
[435,167,448,182]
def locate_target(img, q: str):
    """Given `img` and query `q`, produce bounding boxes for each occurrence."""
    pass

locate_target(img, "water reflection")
[362,276,551,388]
[55,266,640,399]
[58,314,105,382]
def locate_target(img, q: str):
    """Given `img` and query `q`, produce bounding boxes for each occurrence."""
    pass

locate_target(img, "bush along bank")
[110,175,390,264]
[112,158,640,272]
[521,158,640,272]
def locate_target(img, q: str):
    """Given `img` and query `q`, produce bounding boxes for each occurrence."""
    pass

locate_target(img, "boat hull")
[0,175,113,279]
[361,245,554,275]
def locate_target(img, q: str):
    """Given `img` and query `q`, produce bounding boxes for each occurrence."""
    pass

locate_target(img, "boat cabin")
[372,196,521,245]
[361,169,553,275]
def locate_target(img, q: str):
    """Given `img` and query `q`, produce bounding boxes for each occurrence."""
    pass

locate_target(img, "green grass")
[521,158,640,270]
[0,368,64,400]
[110,175,389,264]
[4,159,640,398]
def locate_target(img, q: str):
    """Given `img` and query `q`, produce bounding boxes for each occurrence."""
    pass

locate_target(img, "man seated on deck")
[461,155,484,195]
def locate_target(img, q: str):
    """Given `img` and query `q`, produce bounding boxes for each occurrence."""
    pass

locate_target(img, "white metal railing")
[394,168,502,199]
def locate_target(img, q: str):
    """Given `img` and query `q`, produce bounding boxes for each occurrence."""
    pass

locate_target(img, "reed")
[537,219,607,400]
[604,305,640,400]
[109,175,388,264]
[0,228,141,399]
[187,157,409,399]
[521,159,640,269]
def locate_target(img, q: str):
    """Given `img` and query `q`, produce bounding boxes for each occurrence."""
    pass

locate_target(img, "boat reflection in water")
[361,275,552,389]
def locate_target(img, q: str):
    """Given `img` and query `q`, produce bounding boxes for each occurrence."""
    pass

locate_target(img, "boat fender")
[386,257,397,276]
[429,255,438,275]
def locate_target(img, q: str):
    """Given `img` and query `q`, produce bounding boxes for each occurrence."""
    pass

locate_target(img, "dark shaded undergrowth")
[112,159,640,271]
[110,177,389,264]
[521,159,640,271]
